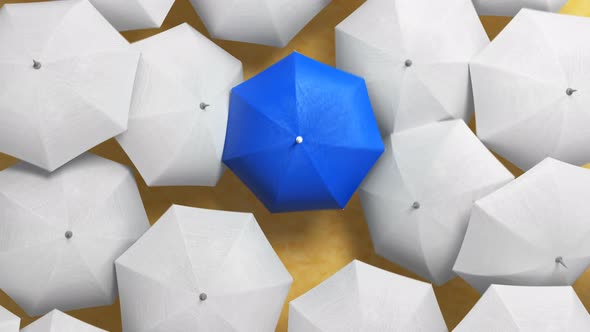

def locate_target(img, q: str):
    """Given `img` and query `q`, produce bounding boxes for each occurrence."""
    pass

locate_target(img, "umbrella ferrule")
[295,136,304,144]
[199,293,207,301]
[65,230,73,239]
[566,88,577,96]
[33,60,42,70]
[555,256,567,268]
[404,59,412,67]
[200,102,210,110]
[412,201,420,209]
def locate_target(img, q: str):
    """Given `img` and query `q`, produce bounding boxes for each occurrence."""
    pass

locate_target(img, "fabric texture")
[359,120,514,285]
[0,153,150,316]
[21,310,107,332]
[453,285,590,331]
[289,260,448,332]
[472,0,567,16]
[117,23,243,187]
[472,9,590,171]
[336,0,488,136]
[0,305,19,332]
[88,0,175,31]
[189,0,330,47]
[115,205,293,332]
[454,158,590,292]
[223,52,384,213]
[0,0,139,171]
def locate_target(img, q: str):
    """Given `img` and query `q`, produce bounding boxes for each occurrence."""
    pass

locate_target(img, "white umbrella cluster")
[346,0,590,296]
[472,0,567,17]
[0,0,288,329]
[0,0,244,182]
[289,260,447,331]
[4,0,590,330]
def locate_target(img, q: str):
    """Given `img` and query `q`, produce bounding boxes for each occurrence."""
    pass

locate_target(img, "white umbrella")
[289,260,448,332]
[0,0,139,172]
[189,0,330,47]
[21,310,106,332]
[453,285,590,331]
[88,0,175,31]
[453,158,590,293]
[117,23,243,187]
[0,305,19,332]
[472,0,567,16]
[359,120,513,285]
[335,0,488,135]
[115,205,293,332]
[472,9,590,171]
[0,153,150,316]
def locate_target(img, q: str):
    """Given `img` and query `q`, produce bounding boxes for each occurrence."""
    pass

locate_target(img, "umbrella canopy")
[223,52,384,213]
[189,0,330,47]
[21,310,106,332]
[453,158,590,293]
[0,0,139,172]
[88,0,175,31]
[472,9,590,171]
[359,120,514,285]
[117,23,243,187]
[453,285,590,331]
[116,205,293,332]
[0,305,19,332]
[289,260,448,332]
[335,0,488,136]
[0,153,150,316]
[472,0,567,16]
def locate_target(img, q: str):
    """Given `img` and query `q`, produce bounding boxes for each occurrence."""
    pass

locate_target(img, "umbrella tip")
[412,201,420,209]
[65,230,73,239]
[555,256,568,268]
[295,136,303,144]
[566,88,577,96]
[200,102,210,110]
[199,293,207,301]
[404,59,412,67]
[33,60,41,70]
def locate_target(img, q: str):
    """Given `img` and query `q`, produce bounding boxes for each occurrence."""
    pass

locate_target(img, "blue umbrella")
[223,52,384,213]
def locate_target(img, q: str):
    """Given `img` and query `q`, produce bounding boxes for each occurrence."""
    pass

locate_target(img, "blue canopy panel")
[223,52,384,213]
